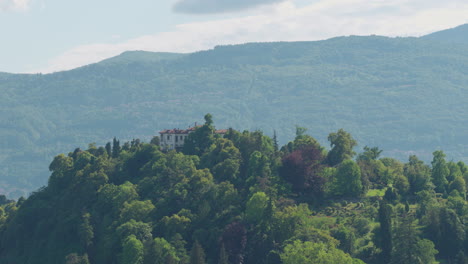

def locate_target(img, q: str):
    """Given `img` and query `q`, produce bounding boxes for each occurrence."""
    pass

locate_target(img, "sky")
[0,0,467,73]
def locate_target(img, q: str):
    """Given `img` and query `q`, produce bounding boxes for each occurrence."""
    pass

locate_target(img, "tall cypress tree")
[112,137,121,158]
[190,240,206,264]
[105,142,112,157]
[378,201,393,263]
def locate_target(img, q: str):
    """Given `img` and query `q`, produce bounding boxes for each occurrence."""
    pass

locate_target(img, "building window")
[175,136,178,142]
[167,135,171,140]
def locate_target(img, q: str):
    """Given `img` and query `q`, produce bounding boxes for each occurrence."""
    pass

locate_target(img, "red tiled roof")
[215,129,228,134]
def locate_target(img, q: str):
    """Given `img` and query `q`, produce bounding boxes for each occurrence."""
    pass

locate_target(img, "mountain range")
[1,24,467,197]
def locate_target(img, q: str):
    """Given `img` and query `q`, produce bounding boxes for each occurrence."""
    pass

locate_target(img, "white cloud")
[0,0,31,11]
[173,0,287,14]
[36,0,468,73]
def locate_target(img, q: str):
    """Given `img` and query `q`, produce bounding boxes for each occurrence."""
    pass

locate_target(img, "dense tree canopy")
[0,116,467,264]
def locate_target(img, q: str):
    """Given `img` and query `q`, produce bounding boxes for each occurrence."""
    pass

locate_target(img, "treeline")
[0,114,467,264]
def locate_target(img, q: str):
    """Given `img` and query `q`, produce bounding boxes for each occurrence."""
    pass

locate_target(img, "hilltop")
[0,121,465,263]
[1,26,468,197]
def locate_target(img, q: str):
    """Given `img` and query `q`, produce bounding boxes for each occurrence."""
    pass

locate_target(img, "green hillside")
[1,34,468,197]
[0,122,465,263]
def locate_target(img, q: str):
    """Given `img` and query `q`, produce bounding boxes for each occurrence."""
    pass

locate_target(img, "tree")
[112,137,121,158]
[280,143,326,199]
[65,253,90,264]
[447,161,462,182]
[425,207,465,260]
[332,160,363,197]
[147,237,179,264]
[273,130,279,152]
[357,146,383,161]
[280,240,363,264]
[120,235,144,264]
[221,222,247,264]
[245,192,269,224]
[183,114,216,156]
[116,220,153,243]
[449,176,466,199]
[431,150,449,193]
[119,200,155,223]
[190,240,206,264]
[218,243,229,264]
[78,212,94,248]
[105,142,112,157]
[377,201,392,263]
[391,214,438,264]
[404,155,432,194]
[327,129,357,166]
[200,138,241,182]
[331,226,356,256]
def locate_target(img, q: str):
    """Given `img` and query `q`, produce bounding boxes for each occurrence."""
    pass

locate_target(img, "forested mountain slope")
[421,23,468,43]
[1,32,468,197]
[0,120,465,264]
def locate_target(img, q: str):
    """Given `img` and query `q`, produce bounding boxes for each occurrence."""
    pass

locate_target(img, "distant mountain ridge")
[1,25,468,198]
[99,51,186,65]
[421,23,468,43]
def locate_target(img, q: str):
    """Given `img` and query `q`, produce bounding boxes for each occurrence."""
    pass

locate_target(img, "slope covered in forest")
[421,23,468,43]
[0,119,465,264]
[1,28,468,197]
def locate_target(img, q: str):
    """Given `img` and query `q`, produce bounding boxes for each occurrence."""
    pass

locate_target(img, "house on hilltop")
[159,125,227,150]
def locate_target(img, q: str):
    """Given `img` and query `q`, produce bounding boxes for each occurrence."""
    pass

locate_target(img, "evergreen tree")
[273,130,279,152]
[391,214,437,264]
[431,150,449,193]
[377,201,392,263]
[105,142,112,157]
[190,241,206,264]
[112,137,121,158]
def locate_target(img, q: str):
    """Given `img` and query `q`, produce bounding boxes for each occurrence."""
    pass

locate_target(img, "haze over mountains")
[1,24,467,198]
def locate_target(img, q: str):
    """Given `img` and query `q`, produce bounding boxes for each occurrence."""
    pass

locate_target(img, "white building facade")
[159,126,227,150]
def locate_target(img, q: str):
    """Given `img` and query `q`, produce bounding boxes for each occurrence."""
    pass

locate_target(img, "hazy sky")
[0,0,467,73]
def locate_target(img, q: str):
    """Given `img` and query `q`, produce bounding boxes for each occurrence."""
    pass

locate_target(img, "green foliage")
[2,123,468,264]
[431,150,449,193]
[391,215,438,264]
[327,129,357,166]
[200,138,241,182]
[148,237,179,264]
[2,36,468,198]
[120,200,155,223]
[78,213,94,248]
[65,253,90,264]
[190,241,206,264]
[120,235,144,264]
[183,114,216,156]
[245,192,269,224]
[377,201,393,262]
[280,240,362,264]
[404,155,433,194]
[117,220,153,242]
[332,160,363,197]
[357,146,383,161]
